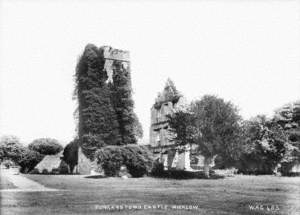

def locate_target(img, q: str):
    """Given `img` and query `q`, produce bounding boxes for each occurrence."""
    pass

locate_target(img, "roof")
[35,152,63,173]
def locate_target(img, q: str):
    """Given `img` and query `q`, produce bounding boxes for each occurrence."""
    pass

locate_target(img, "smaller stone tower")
[149,80,191,170]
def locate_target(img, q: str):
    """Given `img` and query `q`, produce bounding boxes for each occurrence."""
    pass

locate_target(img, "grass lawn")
[1,174,299,215]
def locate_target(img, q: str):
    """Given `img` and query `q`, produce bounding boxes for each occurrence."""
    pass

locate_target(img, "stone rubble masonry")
[102,46,130,83]
[77,147,97,175]
[149,81,193,170]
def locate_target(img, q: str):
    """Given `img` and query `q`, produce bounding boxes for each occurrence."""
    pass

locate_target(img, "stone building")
[149,80,194,170]
[149,80,214,171]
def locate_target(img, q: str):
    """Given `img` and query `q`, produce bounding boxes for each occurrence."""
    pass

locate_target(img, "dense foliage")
[167,95,242,177]
[95,145,153,177]
[272,101,300,175]
[167,97,300,176]
[62,139,79,173]
[75,44,140,159]
[190,95,242,160]
[0,135,24,163]
[28,138,63,155]
[167,111,196,146]
[18,149,44,173]
[237,116,291,174]
[75,45,121,158]
[109,61,137,145]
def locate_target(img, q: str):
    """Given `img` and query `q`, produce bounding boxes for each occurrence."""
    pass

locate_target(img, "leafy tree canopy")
[0,135,25,163]
[28,138,63,155]
[274,101,300,130]
[18,149,44,173]
[238,115,292,174]
[167,111,197,146]
[191,95,242,159]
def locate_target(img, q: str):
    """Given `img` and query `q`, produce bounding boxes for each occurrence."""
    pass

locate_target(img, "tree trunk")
[204,163,210,178]
[204,156,211,178]
[204,155,218,178]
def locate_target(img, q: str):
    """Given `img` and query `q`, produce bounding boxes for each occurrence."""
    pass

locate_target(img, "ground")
[1,168,299,215]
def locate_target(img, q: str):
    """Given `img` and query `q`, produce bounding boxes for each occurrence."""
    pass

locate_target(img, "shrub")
[29,168,40,174]
[150,161,165,177]
[95,145,153,177]
[42,169,49,174]
[95,145,124,176]
[123,145,153,177]
[51,168,60,175]
[29,138,63,155]
[18,149,44,173]
[62,139,79,173]
[58,160,70,174]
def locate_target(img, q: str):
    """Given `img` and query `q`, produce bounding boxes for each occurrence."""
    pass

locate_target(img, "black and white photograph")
[0,0,299,214]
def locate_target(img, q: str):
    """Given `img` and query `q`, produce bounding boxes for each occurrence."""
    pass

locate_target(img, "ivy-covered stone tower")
[75,45,136,174]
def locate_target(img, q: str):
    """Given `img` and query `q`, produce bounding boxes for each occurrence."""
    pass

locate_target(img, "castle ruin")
[149,80,213,171]
[149,80,193,170]
[77,46,131,175]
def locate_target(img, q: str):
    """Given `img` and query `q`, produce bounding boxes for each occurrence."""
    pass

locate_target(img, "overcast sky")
[0,0,299,145]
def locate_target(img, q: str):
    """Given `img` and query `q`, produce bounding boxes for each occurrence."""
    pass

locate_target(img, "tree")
[273,101,300,174]
[62,139,79,173]
[191,95,242,177]
[0,135,25,163]
[238,115,291,174]
[109,61,137,145]
[18,149,44,173]
[28,138,63,155]
[274,102,299,129]
[167,110,196,146]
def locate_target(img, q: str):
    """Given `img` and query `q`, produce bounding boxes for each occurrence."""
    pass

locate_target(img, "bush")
[95,145,124,176]
[95,145,153,177]
[18,149,44,173]
[150,161,165,177]
[62,139,79,173]
[50,168,59,174]
[42,169,49,174]
[28,138,63,155]
[58,160,70,174]
[123,145,153,177]
[29,168,40,174]
[280,159,300,176]
[150,163,218,179]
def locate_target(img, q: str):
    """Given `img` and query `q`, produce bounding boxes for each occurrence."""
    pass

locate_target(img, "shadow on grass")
[151,170,225,180]
[84,175,106,179]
